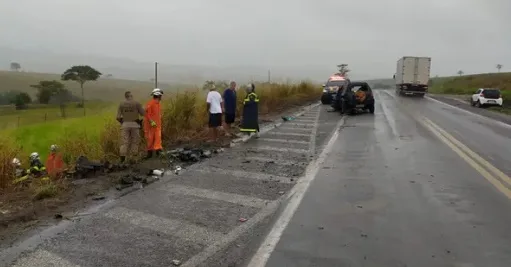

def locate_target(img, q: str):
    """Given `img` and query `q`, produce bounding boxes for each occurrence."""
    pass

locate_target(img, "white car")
[470,88,503,108]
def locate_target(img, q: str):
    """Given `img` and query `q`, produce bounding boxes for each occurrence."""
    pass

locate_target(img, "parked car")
[332,81,375,115]
[470,88,503,108]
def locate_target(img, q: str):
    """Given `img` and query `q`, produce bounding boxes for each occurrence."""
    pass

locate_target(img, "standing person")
[223,81,237,136]
[117,91,145,163]
[240,83,260,137]
[206,83,224,142]
[143,88,163,159]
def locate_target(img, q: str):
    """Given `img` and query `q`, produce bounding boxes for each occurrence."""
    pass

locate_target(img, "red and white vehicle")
[321,74,349,104]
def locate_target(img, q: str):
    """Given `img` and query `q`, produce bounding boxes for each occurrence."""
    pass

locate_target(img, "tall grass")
[0,82,320,190]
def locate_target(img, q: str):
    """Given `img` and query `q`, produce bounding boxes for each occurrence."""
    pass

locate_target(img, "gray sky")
[1,0,510,79]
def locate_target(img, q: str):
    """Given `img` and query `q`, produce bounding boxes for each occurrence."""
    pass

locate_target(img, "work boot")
[145,150,153,160]
[155,149,162,157]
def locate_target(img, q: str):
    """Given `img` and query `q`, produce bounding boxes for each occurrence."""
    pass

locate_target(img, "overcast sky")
[1,0,510,78]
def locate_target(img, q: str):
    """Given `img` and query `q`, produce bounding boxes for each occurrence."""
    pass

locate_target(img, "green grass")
[0,70,191,101]
[0,102,113,130]
[429,72,511,112]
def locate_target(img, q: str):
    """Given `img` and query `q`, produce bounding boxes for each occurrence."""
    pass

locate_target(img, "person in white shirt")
[206,84,224,142]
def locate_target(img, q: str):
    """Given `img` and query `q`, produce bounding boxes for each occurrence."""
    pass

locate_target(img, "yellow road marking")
[420,118,511,199]
[423,117,511,187]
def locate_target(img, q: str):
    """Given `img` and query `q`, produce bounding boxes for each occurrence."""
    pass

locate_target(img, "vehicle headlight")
[323,89,328,93]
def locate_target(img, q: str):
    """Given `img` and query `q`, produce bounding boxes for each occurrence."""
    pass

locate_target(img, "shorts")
[209,113,222,128]
[224,113,235,124]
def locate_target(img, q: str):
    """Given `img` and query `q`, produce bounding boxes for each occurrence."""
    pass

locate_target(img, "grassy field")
[0,80,321,190]
[0,70,191,101]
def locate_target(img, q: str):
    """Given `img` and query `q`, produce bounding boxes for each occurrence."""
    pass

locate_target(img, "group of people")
[116,82,260,164]
[12,145,65,183]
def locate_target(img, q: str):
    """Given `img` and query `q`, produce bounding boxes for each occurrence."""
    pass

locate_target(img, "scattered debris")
[92,195,106,201]
[318,226,324,230]
[281,116,296,121]
[75,156,104,179]
[360,233,368,238]
[430,174,435,177]
[356,205,363,208]
[446,250,451,254]
[54,214,63,219]
[174,166,182,175]
[172,259,182,266]
[239,218,248,222]
[410,180,416,183]
[150,169,164,176]
[278,191,285,195]
[242,160,251,163]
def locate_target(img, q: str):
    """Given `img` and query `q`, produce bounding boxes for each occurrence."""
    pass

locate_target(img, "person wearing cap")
[206,83,224,142]
[117,91,145,163]
[144,88,163,159]
[240,83,260,137]
[223,81,237,136]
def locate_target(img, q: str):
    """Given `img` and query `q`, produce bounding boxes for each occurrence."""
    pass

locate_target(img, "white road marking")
[104,207,223,244]
[283,123,314,128]
[252,145,309,154]
[11,249,81,267]
[242,156,298,166]
[277,126,312,131]
[246,116,345,267]
[160,184,268,208]
[309,107,321,155]
[425,95,511,130]
[376,91,399,137]
[257,138,309,145]
[193,168,293,184]
[266,132,310,137]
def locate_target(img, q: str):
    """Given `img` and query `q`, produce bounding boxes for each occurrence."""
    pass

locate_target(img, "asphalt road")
[1,103,345,267]
[257,90,511,267]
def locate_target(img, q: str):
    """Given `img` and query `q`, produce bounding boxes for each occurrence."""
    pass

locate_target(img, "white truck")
[393,56,431,97]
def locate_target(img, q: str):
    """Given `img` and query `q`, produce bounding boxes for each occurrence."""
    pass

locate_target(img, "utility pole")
[154,62,158,88]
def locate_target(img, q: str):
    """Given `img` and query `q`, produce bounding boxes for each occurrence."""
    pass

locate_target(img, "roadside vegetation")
[428,72,511,113]
[0,71,321,195]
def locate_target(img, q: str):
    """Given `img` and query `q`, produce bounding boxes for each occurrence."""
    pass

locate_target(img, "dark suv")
[331,81,375,115]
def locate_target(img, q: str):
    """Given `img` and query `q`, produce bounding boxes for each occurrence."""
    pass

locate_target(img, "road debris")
[92,195,106,201]
[172,259,182,266]
[239,218,248,222]
[318,226,324,230]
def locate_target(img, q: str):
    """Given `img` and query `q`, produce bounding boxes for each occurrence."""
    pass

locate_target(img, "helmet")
[12,158,21,166]
[151,88,163,96]
[29,152,39,161]
[50,144,58,152]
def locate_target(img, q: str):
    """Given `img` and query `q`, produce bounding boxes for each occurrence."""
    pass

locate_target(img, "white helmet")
[151,88,163,96]
[50,144,58,152]
[12,158,21,166]
[29,152,39,161]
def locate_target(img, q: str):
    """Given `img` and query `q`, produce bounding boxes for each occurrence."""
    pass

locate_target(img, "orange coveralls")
[45,152,65,178]
[144,99,163,151]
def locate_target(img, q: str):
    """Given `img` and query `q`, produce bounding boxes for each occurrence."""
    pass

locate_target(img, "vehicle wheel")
[475,100,481,108]
[321,95,330,105]
[368,104,375,114]
[470,99,475,106]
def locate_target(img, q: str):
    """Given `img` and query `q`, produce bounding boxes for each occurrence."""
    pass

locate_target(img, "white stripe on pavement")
[252,146,310,154]
[160,184,268,208]
[256,138,309,145]
[11,249,80,267]
[266,131,310,137]
[282,123,314,128]
[104,207,223,244]
[193,168,293,184]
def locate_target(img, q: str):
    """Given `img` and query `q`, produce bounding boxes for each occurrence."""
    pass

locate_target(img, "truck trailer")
[393,56,431,97]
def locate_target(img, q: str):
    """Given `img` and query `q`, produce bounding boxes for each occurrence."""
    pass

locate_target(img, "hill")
[0,70,186,101]
[429,72,511,99]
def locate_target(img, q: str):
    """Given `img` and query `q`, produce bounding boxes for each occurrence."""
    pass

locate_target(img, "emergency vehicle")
[321,74,349,104]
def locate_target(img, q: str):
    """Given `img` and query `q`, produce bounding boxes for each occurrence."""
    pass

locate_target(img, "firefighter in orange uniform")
[144,88,163,159]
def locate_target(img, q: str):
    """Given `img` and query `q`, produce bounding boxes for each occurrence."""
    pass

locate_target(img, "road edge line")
[245,116,345,267]
[425,95,511,130]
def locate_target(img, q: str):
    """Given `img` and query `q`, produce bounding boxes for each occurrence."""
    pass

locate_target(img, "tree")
[61,65,102,112]
[496,64,503,72]
[53,88,72,118]
[13,92,31,110]
[10,62,21,71]
[31,80,66,104]
[457,70,464,76]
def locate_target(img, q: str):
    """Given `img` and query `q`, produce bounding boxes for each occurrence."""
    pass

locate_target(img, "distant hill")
[0,70,182,101]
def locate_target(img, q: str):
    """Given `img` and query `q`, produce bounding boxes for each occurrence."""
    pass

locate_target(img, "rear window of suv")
[482,89,500,98]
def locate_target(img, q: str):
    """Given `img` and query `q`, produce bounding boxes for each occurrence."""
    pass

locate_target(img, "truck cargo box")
[395,57,431,86]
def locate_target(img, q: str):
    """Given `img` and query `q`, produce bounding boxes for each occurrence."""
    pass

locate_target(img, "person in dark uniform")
[239,83,260,137]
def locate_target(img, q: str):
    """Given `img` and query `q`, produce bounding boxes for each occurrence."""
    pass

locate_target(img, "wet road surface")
[261,90,511,267]
[1,104,345,267]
